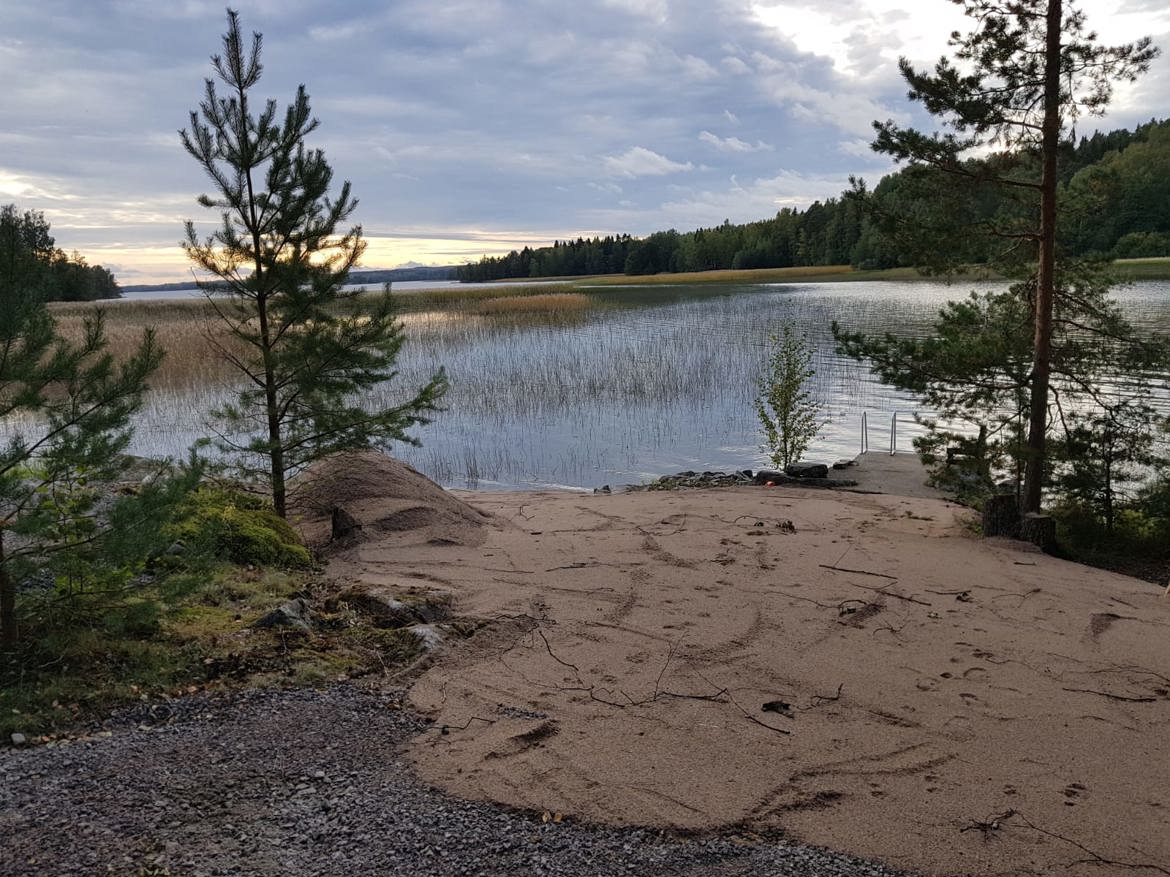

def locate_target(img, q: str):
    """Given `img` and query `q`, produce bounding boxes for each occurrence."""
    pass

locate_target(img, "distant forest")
[457,118,1170,282]
[1,204,121,302]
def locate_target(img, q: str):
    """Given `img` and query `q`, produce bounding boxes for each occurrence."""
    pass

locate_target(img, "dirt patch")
[337,486,1170,877]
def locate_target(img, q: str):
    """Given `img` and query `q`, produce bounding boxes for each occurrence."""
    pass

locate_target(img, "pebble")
[0,686,909,877]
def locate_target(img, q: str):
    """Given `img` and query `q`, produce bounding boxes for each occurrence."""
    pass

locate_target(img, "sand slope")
[332,483,1169,877]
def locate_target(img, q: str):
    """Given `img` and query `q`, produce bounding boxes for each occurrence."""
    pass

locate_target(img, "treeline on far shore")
[457,118,1170,283]
[1,204,120,302]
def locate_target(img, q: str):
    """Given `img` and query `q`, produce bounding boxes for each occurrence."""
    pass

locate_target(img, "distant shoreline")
[118,257,1170,295]
[120,265,459,294]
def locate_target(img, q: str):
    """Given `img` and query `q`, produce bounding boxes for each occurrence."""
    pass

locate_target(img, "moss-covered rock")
[171,488,312,569]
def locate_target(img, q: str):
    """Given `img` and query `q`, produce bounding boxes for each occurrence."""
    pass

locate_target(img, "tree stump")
[982,493,1020,538]
[1020,513,1057,554]
[331,506,362,542]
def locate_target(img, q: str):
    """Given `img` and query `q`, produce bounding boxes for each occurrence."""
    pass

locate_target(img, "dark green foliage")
[170,488,312,569]
[1050,400,1158,532]
[834,263,1168,507]
[0,196,200,652]
[458,117,1170,282]
[1053,500,1170,582]
[836,0,1160,516]
[181,10,447,516]
[0,241,182,646]
[0,205,121,301]
[457,236,637,281]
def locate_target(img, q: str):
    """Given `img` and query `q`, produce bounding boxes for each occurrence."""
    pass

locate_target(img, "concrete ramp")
[845,451,947,500]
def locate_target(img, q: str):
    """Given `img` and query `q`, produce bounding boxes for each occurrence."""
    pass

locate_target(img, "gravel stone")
[0,686,913,876]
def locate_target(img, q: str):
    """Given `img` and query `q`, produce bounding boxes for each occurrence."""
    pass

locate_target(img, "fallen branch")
[549,635,725,708]
[960,808,1014,838]
[844,582,932,606]
[819,563,897,579]
[1008,810,1170,875]
[537,628,580,674]
[725,690,792,736]
[1061,687,1157,703]
[692,667,792,737]
[434,715,497,736]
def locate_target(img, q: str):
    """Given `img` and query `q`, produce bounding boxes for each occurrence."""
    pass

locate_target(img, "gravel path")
[1,687,913,877]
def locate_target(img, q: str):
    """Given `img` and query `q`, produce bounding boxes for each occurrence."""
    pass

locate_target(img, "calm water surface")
[124,279,1170,491]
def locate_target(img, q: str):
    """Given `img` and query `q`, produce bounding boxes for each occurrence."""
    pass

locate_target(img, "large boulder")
[329,586,452,627]
[784,462,830,479]
[254,597,313,631]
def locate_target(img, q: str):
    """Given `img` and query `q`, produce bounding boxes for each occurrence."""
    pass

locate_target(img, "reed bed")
[47,286,601,394]
[1113,257,1170,281]
[32,280,975,473]
[44,275,1169,489]
[51,301,242,391]
[383,283,573,311]
[463,292,591,315]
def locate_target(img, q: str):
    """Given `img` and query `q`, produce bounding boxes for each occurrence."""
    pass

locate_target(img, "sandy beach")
[311,453,1170,877]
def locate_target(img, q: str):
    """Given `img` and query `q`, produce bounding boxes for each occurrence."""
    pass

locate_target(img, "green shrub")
[1053,499,1170,579]
[755,327,822,469]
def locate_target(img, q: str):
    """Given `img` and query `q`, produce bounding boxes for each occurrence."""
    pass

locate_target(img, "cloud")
[837,138,877,158]
[721,55,752,75]
[0,0,1162,282]
[698,130,773,152]
[603,147,695,178]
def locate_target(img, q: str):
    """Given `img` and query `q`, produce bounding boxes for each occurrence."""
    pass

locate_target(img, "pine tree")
[0,243,163,648]
[859,0,1157,513]
[181,10,447,517]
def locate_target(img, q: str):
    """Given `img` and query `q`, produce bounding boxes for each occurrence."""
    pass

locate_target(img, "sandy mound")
[334,485,1170,877]
[288,449,496,552]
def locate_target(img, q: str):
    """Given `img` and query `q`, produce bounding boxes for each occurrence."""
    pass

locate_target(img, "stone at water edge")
[784,462,830,479]
[10,732,27,746]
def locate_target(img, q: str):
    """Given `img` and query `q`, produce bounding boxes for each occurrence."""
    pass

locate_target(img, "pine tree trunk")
[1023,0,1063,515]
[0,530,16,649]
[257,296,286,518]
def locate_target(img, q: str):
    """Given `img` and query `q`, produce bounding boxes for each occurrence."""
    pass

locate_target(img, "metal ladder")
[860,410,921,456]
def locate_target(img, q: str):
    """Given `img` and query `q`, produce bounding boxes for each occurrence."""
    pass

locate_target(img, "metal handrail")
[860,410,938,456]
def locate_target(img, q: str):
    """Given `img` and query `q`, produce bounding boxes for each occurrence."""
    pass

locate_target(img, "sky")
[2,0,1169,284]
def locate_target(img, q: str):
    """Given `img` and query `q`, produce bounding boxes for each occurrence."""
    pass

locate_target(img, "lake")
[118,278,566,302]
[122,279,1170,491]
